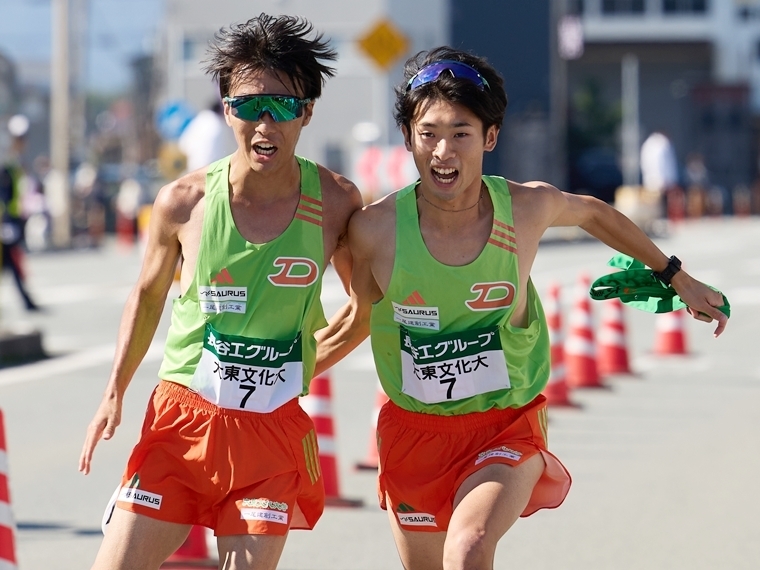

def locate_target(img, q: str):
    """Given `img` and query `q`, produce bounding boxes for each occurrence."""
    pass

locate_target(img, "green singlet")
[158,155,328,412]
[370,177,550,415]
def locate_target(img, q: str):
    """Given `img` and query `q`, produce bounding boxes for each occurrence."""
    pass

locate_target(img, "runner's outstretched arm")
[544,185,728,336]
[79,183,184,474]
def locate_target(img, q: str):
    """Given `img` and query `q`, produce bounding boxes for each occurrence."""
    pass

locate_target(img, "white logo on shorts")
[397,512,437,527]
[117,487,162,510]
[475,446,523,465]
[240,508,289,525]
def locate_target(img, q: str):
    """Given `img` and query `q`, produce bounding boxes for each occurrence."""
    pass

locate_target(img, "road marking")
[0,341,165,387]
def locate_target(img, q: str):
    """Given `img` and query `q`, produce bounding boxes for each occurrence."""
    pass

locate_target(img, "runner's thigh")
[448,457,545,549]
[91,508,191,570]
[217,533,288,570]
[386,497,446,570]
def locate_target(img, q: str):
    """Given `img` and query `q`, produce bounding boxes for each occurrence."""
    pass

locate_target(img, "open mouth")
[432,166,458,184]
[253,142,277,156]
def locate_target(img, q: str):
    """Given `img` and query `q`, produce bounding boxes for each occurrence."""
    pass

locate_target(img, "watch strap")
[651,256,682,285]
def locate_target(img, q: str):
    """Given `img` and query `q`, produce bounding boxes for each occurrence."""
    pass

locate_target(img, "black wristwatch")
[652,256,682,285]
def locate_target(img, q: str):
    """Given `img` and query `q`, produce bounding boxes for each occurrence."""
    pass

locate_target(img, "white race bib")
[189,323,303,412]
[400,325,510,404]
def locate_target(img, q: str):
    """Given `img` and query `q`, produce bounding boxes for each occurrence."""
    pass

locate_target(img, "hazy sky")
[0,0,164,93]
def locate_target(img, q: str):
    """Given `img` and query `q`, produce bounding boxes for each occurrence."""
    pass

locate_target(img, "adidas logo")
[211,268,234,284]
[401,291,426,306]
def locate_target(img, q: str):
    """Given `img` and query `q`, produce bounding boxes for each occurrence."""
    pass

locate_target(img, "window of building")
[663,0,707,14]
[568,0,584,15]
[602,0,645,14]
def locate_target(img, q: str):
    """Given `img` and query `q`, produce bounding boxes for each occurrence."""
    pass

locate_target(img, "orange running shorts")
[377,394,571,532]
[115,380,324,536]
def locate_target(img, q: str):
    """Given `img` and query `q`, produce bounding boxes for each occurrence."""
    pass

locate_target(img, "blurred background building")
[0,0,759,250]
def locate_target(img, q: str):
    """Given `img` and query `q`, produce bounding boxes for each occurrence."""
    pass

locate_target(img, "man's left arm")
[548,188,728,336]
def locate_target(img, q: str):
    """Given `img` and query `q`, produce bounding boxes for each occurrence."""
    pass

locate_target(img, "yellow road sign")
[357,19,409,71]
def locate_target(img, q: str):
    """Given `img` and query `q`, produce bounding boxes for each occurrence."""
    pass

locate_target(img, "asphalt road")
[1,217,758,569]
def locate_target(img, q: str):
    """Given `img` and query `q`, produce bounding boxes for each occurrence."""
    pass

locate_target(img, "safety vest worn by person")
[370,176,550,416]
[0,161,22,219]
[158,155,328,413]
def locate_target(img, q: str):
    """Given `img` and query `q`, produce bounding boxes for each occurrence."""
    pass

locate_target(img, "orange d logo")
[267,257,320,287]
[465,281,516,311]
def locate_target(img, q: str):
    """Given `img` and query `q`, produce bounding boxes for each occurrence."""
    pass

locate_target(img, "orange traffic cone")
[137,204,152,256]
[115,208,136,250]
[300,372,363,507]
[597,298,633,375]
[654,309,689,355]
[541,282,577,406]
[160,526,217,569]
[0,410,17,570]
[355,380,390,470]
[565,274,605,388]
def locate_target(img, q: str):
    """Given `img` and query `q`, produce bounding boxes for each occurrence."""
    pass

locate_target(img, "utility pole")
[49,0,72,249]
[70,0,89,164]
[621,54,640,187]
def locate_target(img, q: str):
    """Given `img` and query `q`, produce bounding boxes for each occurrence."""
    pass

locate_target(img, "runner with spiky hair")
[80,14,362,570]
[204,12,337,103]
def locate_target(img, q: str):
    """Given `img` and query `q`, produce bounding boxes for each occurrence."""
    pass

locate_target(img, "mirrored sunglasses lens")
[411,65,446,89]
[408,62,487,91]
[231,97,302,122]
[268,97,301,120]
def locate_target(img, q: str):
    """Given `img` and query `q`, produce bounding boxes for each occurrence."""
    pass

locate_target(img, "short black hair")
[204,13,337,100]
[394,47,508,139]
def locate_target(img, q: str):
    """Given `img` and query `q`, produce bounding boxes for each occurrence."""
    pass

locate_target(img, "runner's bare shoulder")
[317,164,364,224]
[508,179,564,227]
[349,190,398,256]
[152,168,207,229]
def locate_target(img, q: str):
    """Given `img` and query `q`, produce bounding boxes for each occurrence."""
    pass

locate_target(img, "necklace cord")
[419,187,484,213]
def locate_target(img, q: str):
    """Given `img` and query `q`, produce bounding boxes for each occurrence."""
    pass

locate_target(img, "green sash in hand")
[589,254,730,317]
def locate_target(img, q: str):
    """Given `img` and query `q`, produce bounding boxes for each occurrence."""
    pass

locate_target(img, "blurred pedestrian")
[79,13,362,570]
[0,114,40,311]
[178,99,238,172]
[640,130,679,217]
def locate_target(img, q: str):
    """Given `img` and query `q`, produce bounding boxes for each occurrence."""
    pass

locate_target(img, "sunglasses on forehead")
[223,94,312,122]
[406,60,490,92]
[406,59,491,91]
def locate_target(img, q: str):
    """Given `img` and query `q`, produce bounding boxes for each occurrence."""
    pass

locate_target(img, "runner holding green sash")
[590,253,731,317]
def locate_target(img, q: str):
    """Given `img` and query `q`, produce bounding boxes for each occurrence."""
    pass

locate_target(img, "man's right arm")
[314,208,383,376]
[78,182,187,474]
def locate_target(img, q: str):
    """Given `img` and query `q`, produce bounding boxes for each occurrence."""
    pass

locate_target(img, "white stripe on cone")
[597,329,626,346]
[300,397,331,417]
[569,311,594,327]
[565,336,596,356]
[0,502,13,529]
[656,312,683,332]
[549,364,566,382]
[316,436,336,455]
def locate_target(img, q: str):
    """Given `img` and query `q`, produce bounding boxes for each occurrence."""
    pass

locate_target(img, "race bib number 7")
[189,323,303,412]
[400,325,510,404]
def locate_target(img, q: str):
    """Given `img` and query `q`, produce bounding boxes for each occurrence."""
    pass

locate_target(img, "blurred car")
[569,147,623,204]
